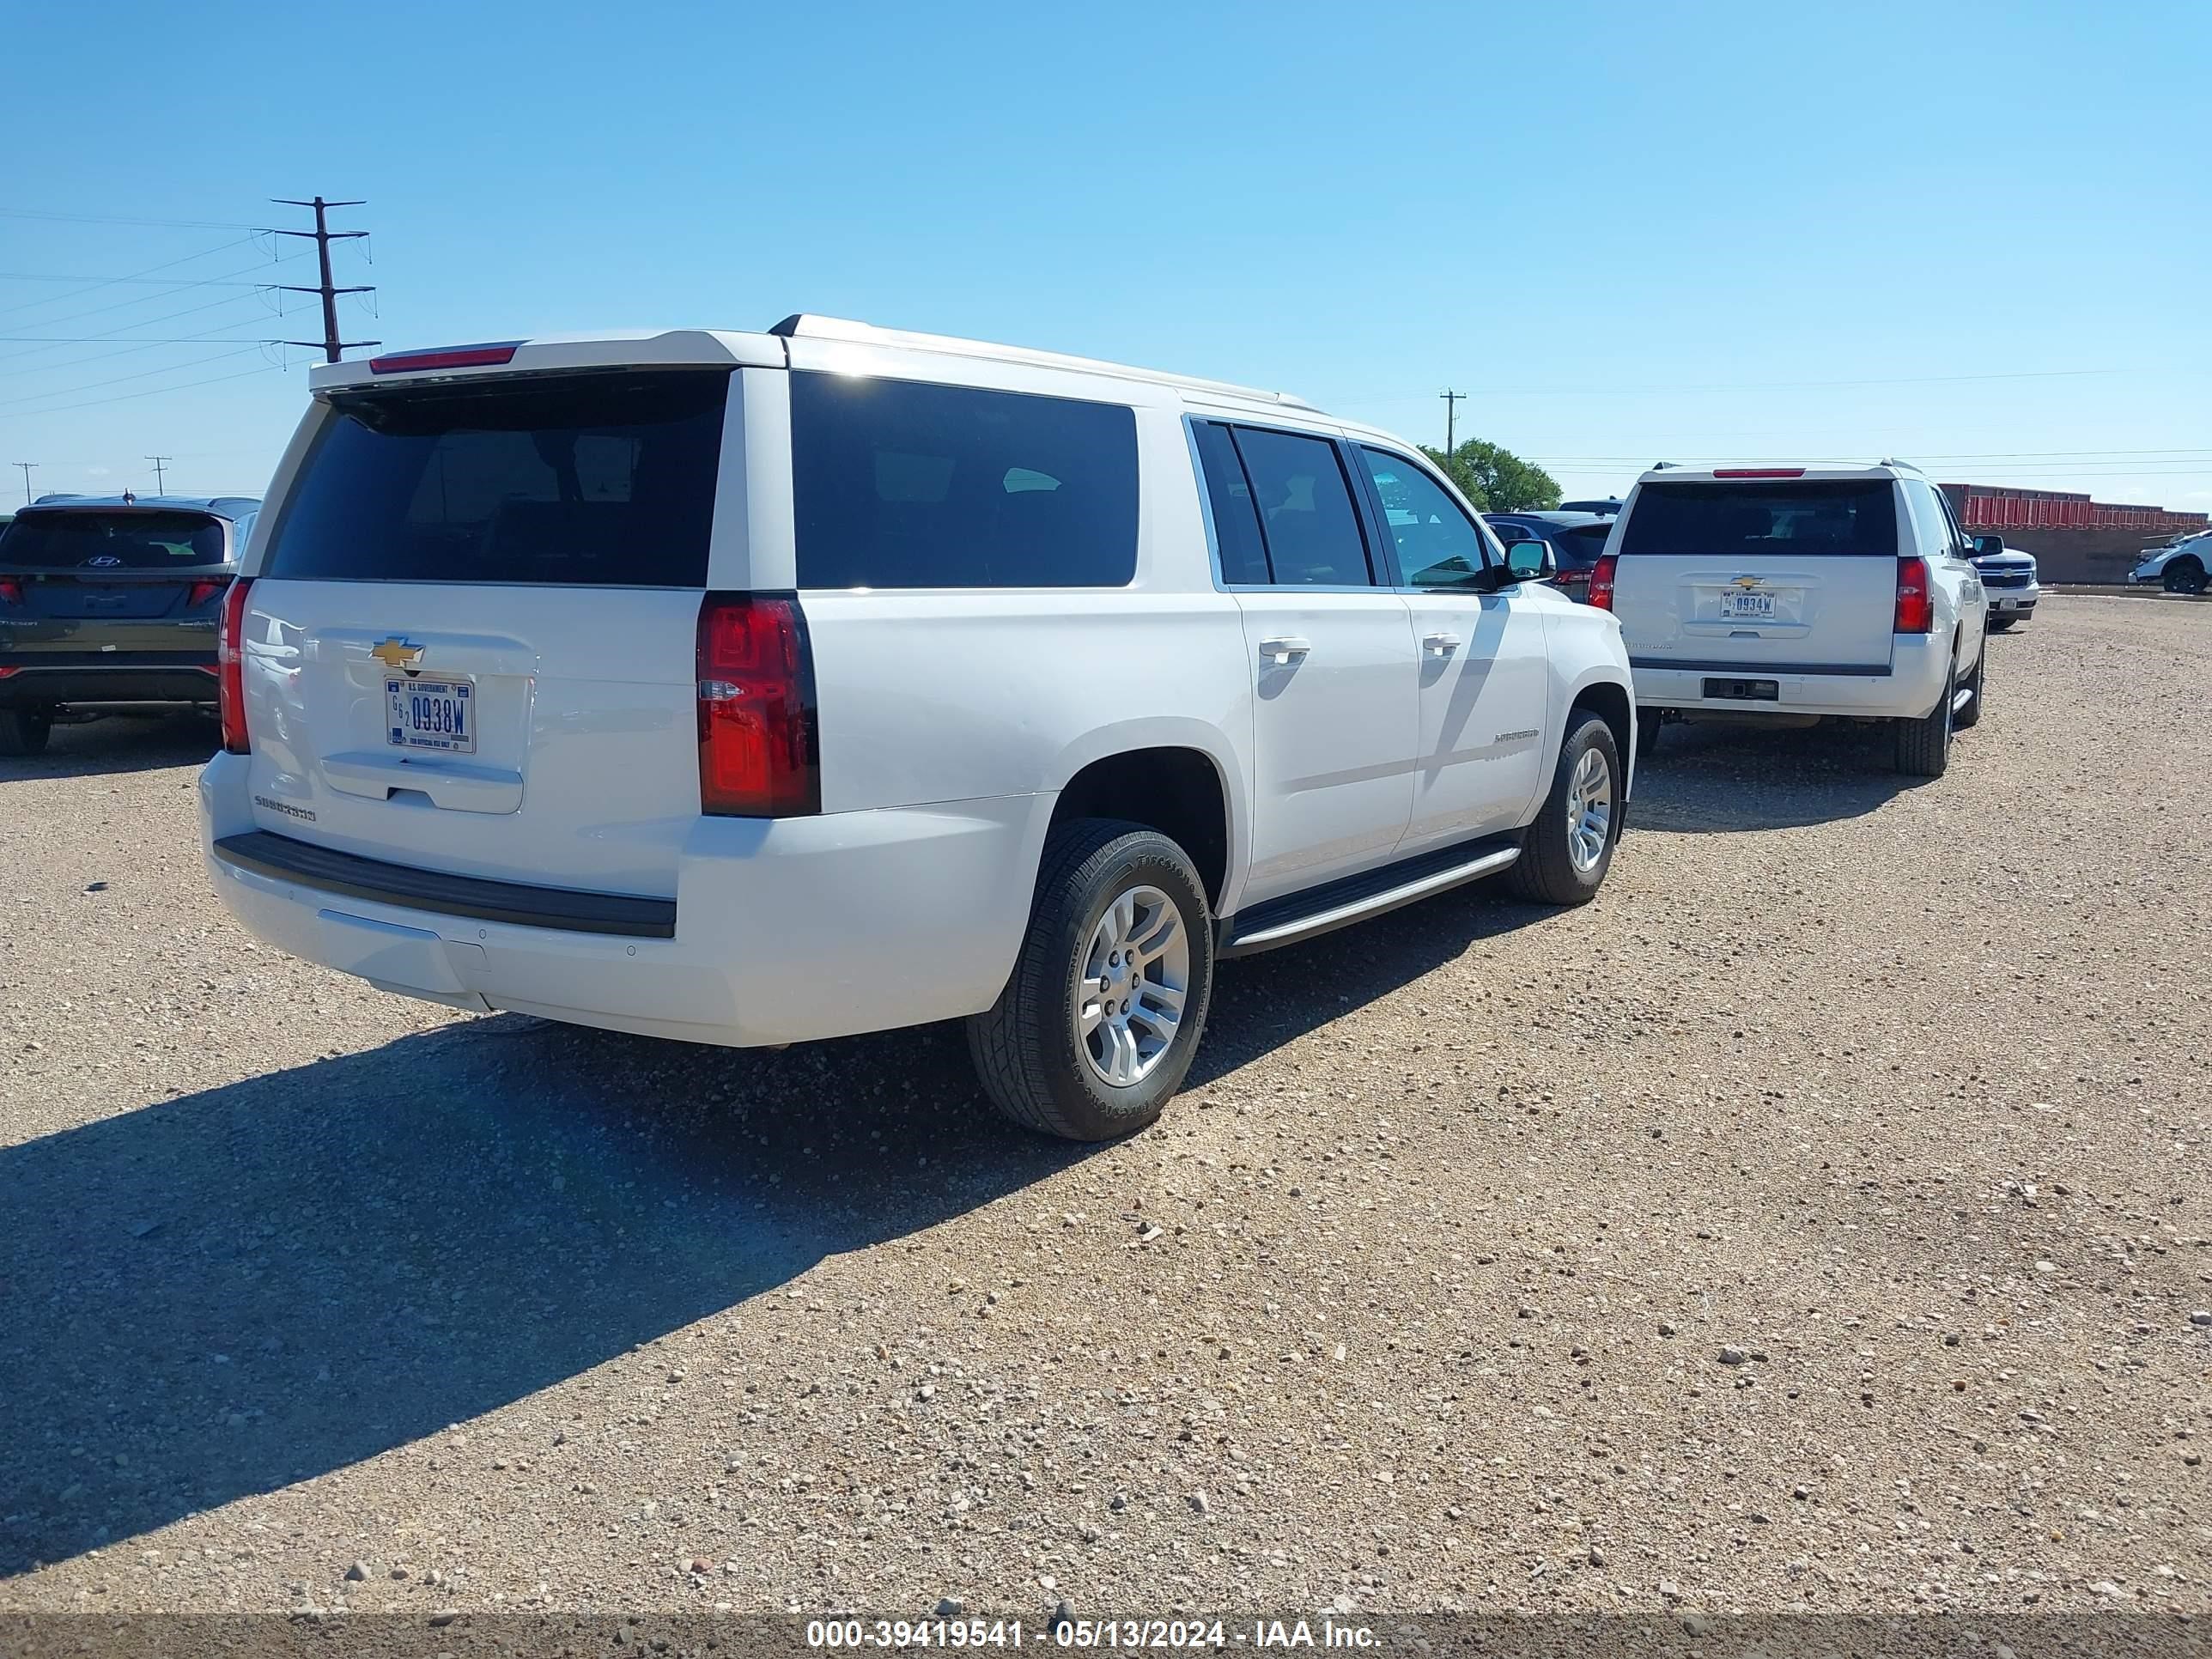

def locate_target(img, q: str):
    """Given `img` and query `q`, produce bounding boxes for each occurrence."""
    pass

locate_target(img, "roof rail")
[767,313,1316,410]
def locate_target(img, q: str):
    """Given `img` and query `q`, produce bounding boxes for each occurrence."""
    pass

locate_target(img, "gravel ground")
[1,597,2206,1621]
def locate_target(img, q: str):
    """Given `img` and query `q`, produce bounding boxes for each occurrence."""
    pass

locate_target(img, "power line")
[0,235,267,322]
[0,254,298,351]
[0,285,292,368]
[0,269,282,289]
[270,197,377,363]
[0,361,288,422]
[0,343,270,410]
[0,207,263,230]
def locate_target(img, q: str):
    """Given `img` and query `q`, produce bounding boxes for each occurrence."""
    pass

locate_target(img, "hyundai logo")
[85,555,124,568]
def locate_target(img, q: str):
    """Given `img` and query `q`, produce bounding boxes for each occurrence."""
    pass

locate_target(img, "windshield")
[0,510,227,568]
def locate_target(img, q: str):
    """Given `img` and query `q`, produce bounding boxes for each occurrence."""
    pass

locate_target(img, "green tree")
[1419,439,1560,514]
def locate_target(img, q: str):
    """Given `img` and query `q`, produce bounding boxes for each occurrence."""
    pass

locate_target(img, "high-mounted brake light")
[0,577,21,606]
[696,592,820,817]
[186,577,228,609]
[1893,556,1934,634]
[217,577,253,754]
[368,342,522,374]
[1712,467,1807,479]
[1587,553,1619,611]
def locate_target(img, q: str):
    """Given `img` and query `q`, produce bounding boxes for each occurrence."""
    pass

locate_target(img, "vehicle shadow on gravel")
[0,882,1548,1576]
[0,712,217,782]
[1630,719,1929,833]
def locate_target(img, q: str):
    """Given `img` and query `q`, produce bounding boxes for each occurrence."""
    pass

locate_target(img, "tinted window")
[792,373,1138,589]
[1231,427,1371,586]
[1553,522,1613,571]
[1359,447,1489,587]
[1193,421,1268,585]
[265,370,729,586]
[1620,480,1899,558]
[1,510,225,568]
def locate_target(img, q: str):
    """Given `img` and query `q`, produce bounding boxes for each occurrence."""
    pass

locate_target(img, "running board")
[1951,685,1975,714]
[1218,836,1521,958]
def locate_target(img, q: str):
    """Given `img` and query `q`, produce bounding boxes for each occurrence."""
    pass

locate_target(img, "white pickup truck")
[200,316,1636,1139]
[1600,462,1988,776]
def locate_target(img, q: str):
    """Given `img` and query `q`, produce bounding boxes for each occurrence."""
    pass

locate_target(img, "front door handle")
[1421,631,1462,655]
[1258,635,1311,665]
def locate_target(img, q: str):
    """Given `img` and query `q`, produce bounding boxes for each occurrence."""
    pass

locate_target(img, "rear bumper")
[0,660,218,707]
[198,752,1043,1048]
[1629,635,1950,719]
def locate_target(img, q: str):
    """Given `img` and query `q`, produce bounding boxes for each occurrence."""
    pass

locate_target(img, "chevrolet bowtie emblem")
[370,636,426,671]
[1731,575,1764,589]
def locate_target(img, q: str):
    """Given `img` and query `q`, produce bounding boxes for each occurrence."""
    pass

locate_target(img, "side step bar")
[1218,835,1520,958]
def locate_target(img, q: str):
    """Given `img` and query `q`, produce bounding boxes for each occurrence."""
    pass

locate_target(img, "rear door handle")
[1421,631,1462,655]
[1258,636,1311,665]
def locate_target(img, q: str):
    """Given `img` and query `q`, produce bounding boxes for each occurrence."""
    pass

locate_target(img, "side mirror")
[1972,536,2002,557]
[1504,539,1547,580]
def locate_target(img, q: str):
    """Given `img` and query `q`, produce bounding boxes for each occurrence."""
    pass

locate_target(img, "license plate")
[1718,591,1777,620]
[386,676,475,754]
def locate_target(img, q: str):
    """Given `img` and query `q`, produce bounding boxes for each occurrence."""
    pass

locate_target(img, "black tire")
[1894,664,1954,777]
[967,818,1215,1142]
[1954,637,1985,730]
[2164,557,2207,595]
[1505,711,1621,906]
[0,708,53,757]
[1634,710,1662,763]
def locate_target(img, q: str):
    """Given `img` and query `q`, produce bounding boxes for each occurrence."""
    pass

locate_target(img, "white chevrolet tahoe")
[1602,463,1988,776]
[200,316,1635,1139]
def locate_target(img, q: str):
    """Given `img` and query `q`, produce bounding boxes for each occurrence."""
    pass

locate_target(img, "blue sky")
[3,0,2206,512]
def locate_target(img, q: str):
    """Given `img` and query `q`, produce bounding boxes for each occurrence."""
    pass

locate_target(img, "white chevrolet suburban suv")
[1602,463,1988,776]
[200,316,1635,1139]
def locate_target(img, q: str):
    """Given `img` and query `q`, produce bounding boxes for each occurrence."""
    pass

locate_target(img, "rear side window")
[265,370,731,586]
[1620,480,1899,558]
[1192,421,1269,585]
[1223,426,1373,586]
[1,510,225,568]
[791,373,1138,588]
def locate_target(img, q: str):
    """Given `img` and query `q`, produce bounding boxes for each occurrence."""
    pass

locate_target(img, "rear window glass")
[1,510,225,568]
[264,370,731,586]
[791,373,1139,589]
[1620,480,1898,557]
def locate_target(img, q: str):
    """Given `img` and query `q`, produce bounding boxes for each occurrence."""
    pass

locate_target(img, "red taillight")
[1587,553,1619,611]
[0,577,21,606]
[186,577,228,609]
[1712,467,1807,478]
[1893,556,1934,634]
[218,577,253,754]
[368,342,522,374]
[696,592,818,817]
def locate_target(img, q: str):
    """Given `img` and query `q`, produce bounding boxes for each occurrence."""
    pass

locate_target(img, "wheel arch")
[1045,723,1243,912]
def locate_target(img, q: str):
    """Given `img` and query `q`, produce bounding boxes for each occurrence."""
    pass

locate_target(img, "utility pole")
[145,455,172,494]
[12,462,35,505]
[270,197,379,362]
[1439,389,1466,458]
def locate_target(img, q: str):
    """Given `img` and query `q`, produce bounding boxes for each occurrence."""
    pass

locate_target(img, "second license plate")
[386,676,475,755]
